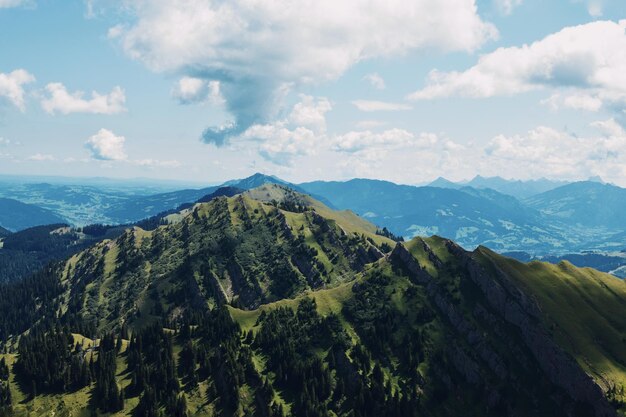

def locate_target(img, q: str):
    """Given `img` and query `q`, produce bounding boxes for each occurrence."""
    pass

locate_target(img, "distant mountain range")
[428,175,572,199]
[1,173,625,257]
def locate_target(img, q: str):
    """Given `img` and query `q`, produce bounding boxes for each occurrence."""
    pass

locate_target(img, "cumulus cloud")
[409,20,626,114]
[171,77,224,105]
[41,83,126,115]
[85,129,128,161]
[483,120,626,183]
[288,95,332,132]
[363,73,386,90]
[106,0,497,145]
[0,69,35,111]
[352,100,412,112]
[238,95,331,165]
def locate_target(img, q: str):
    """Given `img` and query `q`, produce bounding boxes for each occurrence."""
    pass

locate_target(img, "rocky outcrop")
[446,241,616,417]
[391,243,508,382]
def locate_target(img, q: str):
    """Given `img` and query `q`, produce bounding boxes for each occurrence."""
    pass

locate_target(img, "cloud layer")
[109,0,497,145]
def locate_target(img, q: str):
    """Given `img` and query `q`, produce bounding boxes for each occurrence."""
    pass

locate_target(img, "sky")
[1,0,626,186]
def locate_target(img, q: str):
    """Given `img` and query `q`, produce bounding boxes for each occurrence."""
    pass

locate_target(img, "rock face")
[391,241,616,417]
[446,241,616,417]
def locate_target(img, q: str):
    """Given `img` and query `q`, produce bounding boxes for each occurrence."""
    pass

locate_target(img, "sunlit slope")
[14,186,390,337]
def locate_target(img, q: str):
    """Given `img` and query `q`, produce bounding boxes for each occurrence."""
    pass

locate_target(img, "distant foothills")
[0,173,625,282]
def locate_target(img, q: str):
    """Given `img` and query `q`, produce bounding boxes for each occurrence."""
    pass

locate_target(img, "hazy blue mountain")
[0,198,67,231]
[525,181,626,229]
[426,176,460,189]
[464,175,569,198]
[102,186,219,224]
[222,172,290,189]
[0,226,10,237]
[298,178,571,252]
[428,175,569,198]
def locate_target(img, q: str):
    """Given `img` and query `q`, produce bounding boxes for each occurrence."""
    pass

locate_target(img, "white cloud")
[0,0,31,8]
[242,124,319,165]
[352,100,412,112]
[332,129,423,153]
[494,0,523,15]
[591,118,625,137]
[363,73,386,90]
[288,95,332,132]
[409,20,626,113]
[483,121,626,184]
[171,77,224,105]
[27,153,55,161]
[0,69,35,111]
[0,137,10,146]
[85,129,128,161]
[106,0,497,144]
[41,83,126,115]
[541,92,604,112]
[237,96,331,165]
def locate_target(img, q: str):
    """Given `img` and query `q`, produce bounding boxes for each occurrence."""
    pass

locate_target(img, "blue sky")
[1,0,625,185]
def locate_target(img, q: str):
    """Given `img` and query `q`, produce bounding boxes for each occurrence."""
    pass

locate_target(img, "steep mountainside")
[0,186,624,417]
[0,224,127,284]
[0,226,9,238]
[0,197,67,231]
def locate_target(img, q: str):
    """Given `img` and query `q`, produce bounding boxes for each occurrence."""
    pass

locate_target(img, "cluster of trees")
[0,264,64,342]
[0,357,11,415]
[127,324,185,417]
[15,325,90,395]
[93,333,124,412]
[375,227,404,242]
[254,297,422,417]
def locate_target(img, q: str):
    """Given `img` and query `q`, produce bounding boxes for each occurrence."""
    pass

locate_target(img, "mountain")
[427,176,461,189]
[525,181,626,229]
[298,179,572,253]
[0,197,67,231]
[428,176,569,199]
[222,172,291,189]
[463,175,570,199]
[0,226,9,238]
[0,185,624,417]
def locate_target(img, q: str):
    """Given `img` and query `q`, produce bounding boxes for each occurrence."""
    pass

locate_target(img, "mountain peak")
[221,172,289,189]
